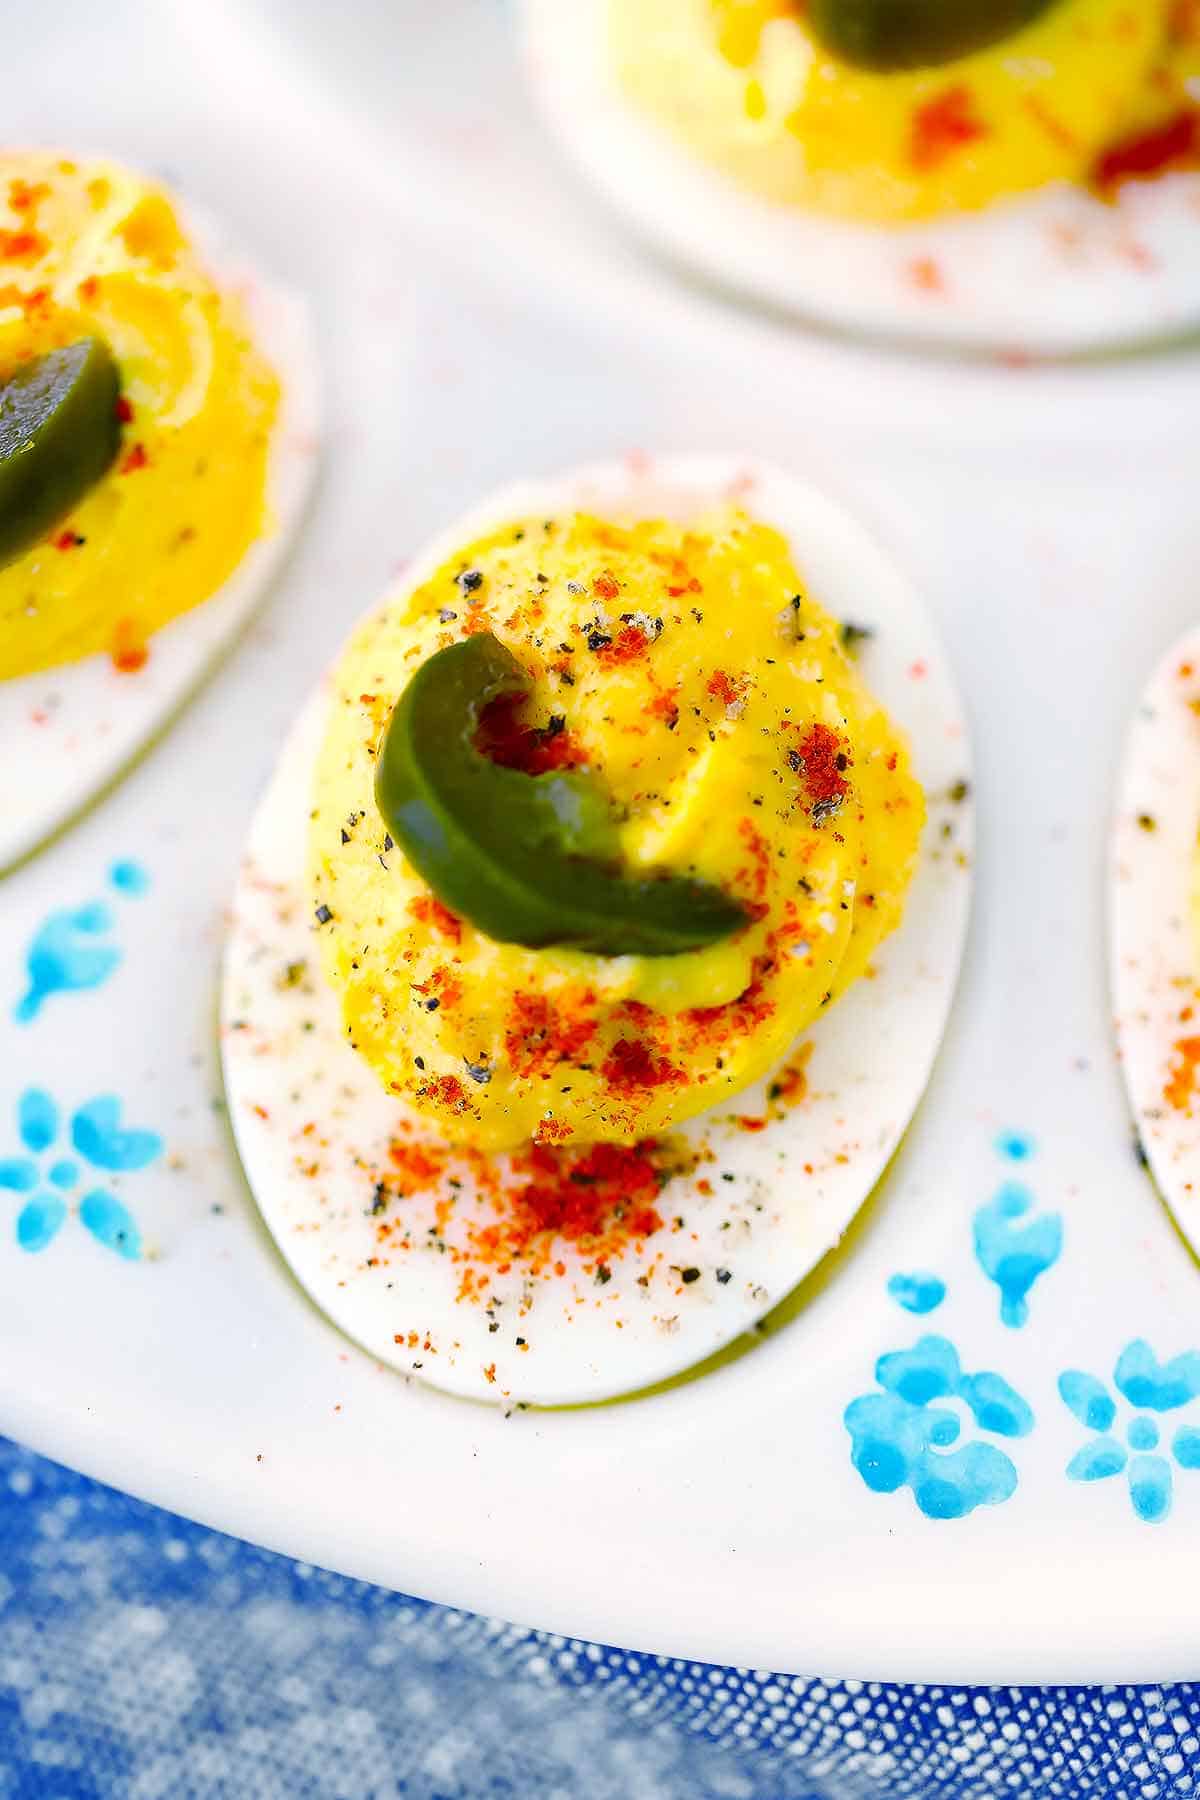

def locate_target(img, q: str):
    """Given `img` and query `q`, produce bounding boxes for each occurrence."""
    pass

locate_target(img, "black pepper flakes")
[465,1059,492,1085]
[456,568,484,593]
[424,997,440,1012]
[840,621,875,654]
[587,630,612,653]
[779,595,806,642]
[680,1267,701,1284]
[716,1268,732,1285]
[620,611,665,642]
[314,904,333,925]
[438,607,458,624]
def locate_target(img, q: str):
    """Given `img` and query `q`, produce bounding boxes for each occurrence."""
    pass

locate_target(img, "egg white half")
[0,204,319,873]
[221,455,972,1406]
[522,0,1200,357]
[1111,627,1200,1253]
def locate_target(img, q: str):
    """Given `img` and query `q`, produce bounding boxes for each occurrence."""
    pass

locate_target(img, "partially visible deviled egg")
[523,0,1200,353]
[0,151,317,868]
[222,457,972,1406]
[309,490,924,1151]
[1112,630,1200,1257]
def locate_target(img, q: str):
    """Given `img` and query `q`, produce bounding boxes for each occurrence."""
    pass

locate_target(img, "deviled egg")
[222,457,972,1405]
[0,152,317,868]
[523,0,1200,352]
[1112,630,1200,1256]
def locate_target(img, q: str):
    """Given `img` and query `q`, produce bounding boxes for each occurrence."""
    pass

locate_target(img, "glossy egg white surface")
[1112,626,1200,1256]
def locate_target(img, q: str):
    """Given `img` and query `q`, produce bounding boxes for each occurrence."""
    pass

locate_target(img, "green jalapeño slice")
[374,632,750,956]
[807,0,1057,70]
[0,338,122,568]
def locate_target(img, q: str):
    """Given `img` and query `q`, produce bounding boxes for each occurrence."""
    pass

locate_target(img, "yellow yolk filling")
[310,507,923,1150]
[613,0,1197,222]
[0,153,280,680]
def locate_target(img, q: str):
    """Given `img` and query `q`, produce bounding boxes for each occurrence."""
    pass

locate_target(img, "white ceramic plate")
[221,456,972,1406]
[4,0,1200,1685]
[521,0,1200,357]
[0,219,319,873]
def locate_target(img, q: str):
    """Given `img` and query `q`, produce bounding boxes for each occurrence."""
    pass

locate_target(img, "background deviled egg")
[221,456,973,1406]
[522,0,1200,354]
[0,152,318,870]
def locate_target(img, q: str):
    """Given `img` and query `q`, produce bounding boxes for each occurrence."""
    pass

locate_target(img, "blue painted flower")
[0,1088,162,1258]
[845,1335,1034,1521]
[14,861,150,1024]
[1059,1340,1200,1524]
[973,1179,1063,1328]
[887,1271,946,1315]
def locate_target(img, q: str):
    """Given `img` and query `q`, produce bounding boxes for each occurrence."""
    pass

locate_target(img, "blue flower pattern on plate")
[109,859,151,897]
[1059,1341,1200,1523]
[887,1272,947,1315]
[0,1088,162,1258]
[845,1335,1034,1520]
[14,861,150,1023]
[14,902,121,1024]
[973,1142,1063,1327]
[994,1130,1034,1162]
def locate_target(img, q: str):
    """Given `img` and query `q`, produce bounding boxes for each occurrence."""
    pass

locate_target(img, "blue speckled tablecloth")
[0,1438,1196,1798]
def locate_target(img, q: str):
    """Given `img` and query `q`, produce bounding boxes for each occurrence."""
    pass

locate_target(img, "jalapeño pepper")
[0,338,122,568]
[374,632,750,956]
[808,0,1057,70]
